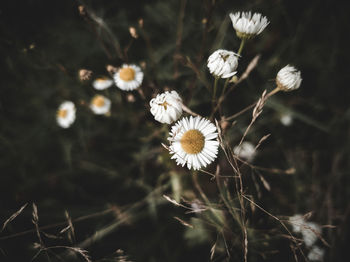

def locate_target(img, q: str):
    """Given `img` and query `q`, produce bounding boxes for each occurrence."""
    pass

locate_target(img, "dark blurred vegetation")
[0,0,349,261]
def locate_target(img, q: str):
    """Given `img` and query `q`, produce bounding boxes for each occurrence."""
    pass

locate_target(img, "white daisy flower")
[168,116,219,170]
[308,246,325,261]
[114,64,143,91]
[207,49,239,79]
[92,76,114,90]
[56,101,76,128]
[276,65,302,92]
[289,214,306,233]
[233,141,256,161]
[302,222,322,247]
[229,11,269,39]
[280,112,293,126]
[90,95,111,115]
[150,90,183,124]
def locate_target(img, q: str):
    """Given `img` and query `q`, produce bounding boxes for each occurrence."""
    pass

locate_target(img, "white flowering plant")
[1,1,341,262]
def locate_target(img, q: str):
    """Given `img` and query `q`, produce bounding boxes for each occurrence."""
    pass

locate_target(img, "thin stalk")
[237,39,246,56]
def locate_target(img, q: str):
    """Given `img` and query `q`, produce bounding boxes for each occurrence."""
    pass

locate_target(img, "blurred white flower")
[207,49,238,79]
[289,214,306,233]
[302,222,322,247]
[229,11,269,39]
[308,246,325,261]
[114,64,143,91]
[276,65,302,92]
[90,95,111,115]
[168,116,219,170]
[280,113,293,126]
[56,101,76,128]
[92,77,113,90]
[233,141,256,161]
[150,90,183,124]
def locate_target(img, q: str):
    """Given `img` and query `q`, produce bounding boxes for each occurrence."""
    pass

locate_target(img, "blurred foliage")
[0,0,349,261]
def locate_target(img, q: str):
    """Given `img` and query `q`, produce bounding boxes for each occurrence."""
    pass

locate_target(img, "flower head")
[168,116,219,170]
[308,246,325,261]
[276,65,302,92]
[229,11,269,39]
[289,214,306,233]
[114,64,143,91]
[56,101,76,128]
[90,95,111,115]
[280,112,293,126]
[150,91,183,124]
[302,222,322,247]
[92,77,113,90]
[233,141,256,161]
[207,49,238,79]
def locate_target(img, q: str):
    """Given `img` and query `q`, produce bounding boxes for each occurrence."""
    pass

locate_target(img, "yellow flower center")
[95,77,108,82]
[57,109,68,118]
[119,67,135,81]
[92,96,105,107]
[160,101,168,110]
[180,129,205,154]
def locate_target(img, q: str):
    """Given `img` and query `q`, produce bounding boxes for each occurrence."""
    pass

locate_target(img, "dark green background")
[0,0,349,261]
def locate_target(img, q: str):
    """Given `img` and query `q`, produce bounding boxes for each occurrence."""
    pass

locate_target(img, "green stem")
[221,78,230,97]
[212,77,219,103]
[237,38,246,56]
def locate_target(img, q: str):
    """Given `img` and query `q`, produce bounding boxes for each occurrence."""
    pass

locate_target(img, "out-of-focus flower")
[92,77,113,90]
[150,90,183,124]
[90,95,111,115]
[79,69,92,81]
[168,116,219,170]
[129,27,138,38]
[229,11,269,39]
[308,246,325,261]
[289,214,306,233]
[233,141,256,161]
[56,101,76,128]
[280,112,293,126]
[302,222,322,247]
[276,65,302,92]
[207,49,238,79]
[114,64,143,91]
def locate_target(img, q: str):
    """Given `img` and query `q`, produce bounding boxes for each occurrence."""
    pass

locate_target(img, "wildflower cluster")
[56,64,144,128]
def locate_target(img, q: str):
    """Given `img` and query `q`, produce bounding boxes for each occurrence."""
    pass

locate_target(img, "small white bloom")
[276,65,302,92]
[168,116,219,170]
[233,141,256,161]
[308,246,325,261]
[207,49,238,79]
[92,77,113,90]
[114,64,143,91]
[150,90,183,124]
[289,214,306,233]
[302,222,322,247]
[90,95,111,115]
[280,112,293,126]
[229,11,269,39]
[56,101,76,128]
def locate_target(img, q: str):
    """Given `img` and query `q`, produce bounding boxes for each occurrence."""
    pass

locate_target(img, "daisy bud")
[114,64,144,91]
[106,65,118,74]
[90,95,111,115]
[168,116,219,170]
[79,69,92,81]
[207,49,238,79]
[276,65,302,92]
[229,11,269,40]
[150,90,183,124]
[129,27,138,39]
[56,101,76,128]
